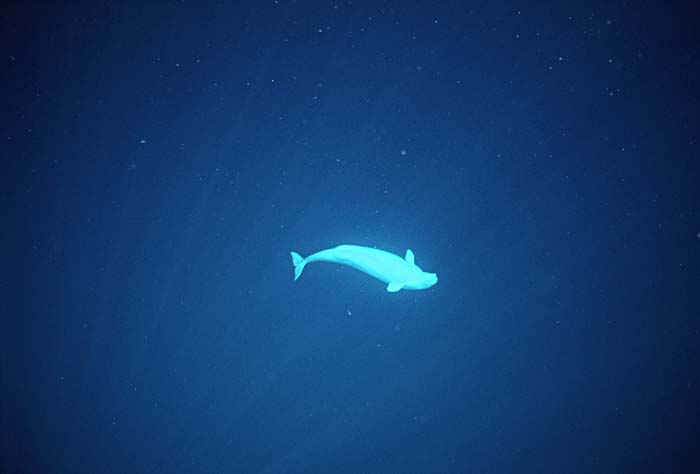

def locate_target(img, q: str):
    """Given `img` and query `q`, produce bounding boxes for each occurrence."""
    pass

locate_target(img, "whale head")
[416,271,438,289]
[403,268,438,290]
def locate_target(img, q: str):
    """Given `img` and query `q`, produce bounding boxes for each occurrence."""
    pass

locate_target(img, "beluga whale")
[290,244,438,292]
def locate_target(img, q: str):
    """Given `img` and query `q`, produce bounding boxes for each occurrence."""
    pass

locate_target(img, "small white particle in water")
[347,309,352,316]
[400,149,407,155]
[139,139,146,144]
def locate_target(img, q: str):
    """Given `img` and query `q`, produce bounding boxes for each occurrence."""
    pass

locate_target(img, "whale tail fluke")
[290,251,306,280]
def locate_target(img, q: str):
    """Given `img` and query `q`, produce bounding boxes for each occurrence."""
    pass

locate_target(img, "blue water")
[3,1,699,473]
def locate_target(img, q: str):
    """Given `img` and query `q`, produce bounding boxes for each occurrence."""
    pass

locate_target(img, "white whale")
[290,244,438,292]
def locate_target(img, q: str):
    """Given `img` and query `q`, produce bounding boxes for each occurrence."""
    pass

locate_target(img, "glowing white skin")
[290,244,438,292]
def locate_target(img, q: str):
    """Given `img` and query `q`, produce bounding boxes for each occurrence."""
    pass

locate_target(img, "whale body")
[290,244,438,292]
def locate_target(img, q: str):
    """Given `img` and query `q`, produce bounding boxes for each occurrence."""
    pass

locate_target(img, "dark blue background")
[2,1,698,473]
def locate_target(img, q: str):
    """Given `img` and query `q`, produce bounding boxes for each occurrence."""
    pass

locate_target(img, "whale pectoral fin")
[387,282,404,292]
[405,249,415,265]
